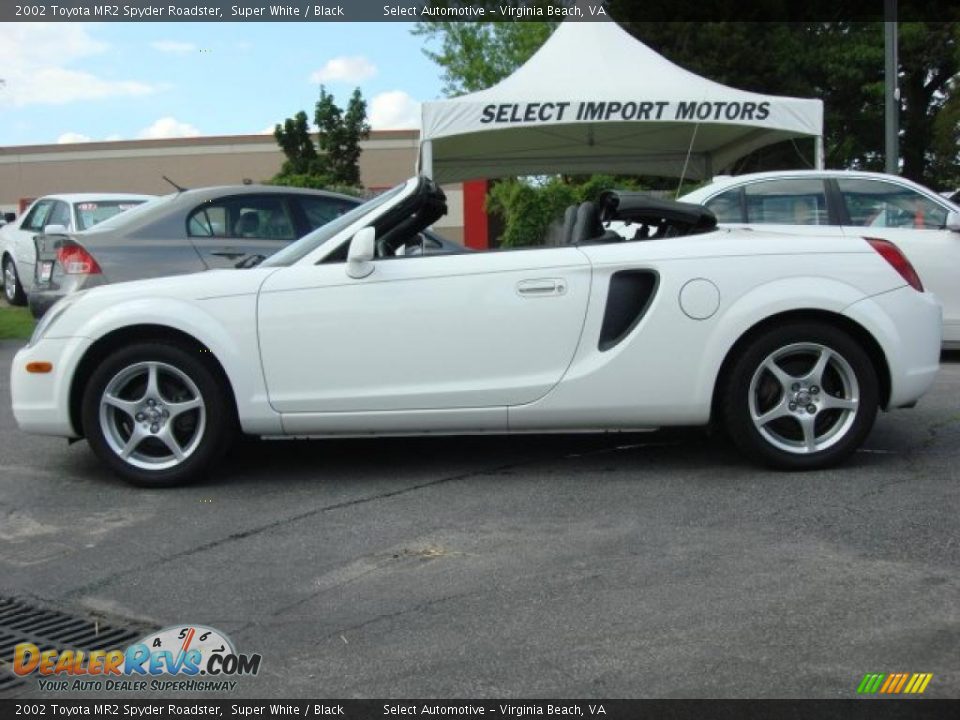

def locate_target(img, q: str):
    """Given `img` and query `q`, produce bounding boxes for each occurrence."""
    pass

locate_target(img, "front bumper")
[10,336,92,437]
[843,286,941,410]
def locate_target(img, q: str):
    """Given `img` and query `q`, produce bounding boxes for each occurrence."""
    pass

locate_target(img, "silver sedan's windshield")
[261,183,407,267]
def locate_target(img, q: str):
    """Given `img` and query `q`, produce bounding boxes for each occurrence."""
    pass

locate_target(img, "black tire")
[81,342,236,487]
[3,255,27,306]
[722,321,879,470]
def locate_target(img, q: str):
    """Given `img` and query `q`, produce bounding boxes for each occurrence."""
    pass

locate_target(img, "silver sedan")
[29,185,462,317]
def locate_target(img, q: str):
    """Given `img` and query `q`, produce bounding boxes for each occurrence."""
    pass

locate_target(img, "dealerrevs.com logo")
[14,625,261,692]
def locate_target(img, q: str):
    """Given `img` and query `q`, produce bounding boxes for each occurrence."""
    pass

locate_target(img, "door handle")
[517,278,567,297]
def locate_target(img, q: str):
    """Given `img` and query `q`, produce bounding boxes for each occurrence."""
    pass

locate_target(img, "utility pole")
[884,0,899,175]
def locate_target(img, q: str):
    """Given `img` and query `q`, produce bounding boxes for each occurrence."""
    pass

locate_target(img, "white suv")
[1,193,153,306]
[681,170,960,347]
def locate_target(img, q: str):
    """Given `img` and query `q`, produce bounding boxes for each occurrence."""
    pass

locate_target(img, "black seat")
[570,202,600,244]
[570,201,624,245]
[561,204,578,244]
[543,205,577,247]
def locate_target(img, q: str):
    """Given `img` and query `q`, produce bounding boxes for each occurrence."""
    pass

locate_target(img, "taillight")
[56,245,101,275]
[865,237,923,292]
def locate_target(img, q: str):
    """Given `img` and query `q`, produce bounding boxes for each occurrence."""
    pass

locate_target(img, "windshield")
[74,200,148,231]
[85,193,176,231]
[261,182,407,267]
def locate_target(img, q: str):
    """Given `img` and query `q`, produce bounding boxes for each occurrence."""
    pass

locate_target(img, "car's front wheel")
[2,255,27,306]
[722,322,879,469]
[81,342,235,487]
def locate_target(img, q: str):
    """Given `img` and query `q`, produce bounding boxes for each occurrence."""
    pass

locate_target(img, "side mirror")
[946,210,960,232]
[3,212,15,223]
[43,224,68,235]
[346,227,376,279]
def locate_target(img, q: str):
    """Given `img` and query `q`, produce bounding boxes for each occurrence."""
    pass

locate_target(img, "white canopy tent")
[419,20,824,184]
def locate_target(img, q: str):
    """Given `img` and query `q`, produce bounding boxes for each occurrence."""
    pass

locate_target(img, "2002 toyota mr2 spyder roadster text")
[10,177,942,486]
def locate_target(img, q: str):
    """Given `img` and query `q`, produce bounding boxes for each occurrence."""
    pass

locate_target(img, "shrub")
[486,175,647,247]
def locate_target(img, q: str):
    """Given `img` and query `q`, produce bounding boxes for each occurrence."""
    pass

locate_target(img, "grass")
[0,303,35,340]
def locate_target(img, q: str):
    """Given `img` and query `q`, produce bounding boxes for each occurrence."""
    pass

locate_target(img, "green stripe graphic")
[857,673,886,694]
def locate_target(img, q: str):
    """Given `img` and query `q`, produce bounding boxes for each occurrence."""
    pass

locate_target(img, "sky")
[0,22,444,146]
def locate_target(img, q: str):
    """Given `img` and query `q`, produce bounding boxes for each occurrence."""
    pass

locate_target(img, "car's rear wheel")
[722,322,879,469]
[81,342,235,487]
[3,255,27,306]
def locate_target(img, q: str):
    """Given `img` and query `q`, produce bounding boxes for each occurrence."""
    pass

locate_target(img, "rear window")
[75,200,148,231]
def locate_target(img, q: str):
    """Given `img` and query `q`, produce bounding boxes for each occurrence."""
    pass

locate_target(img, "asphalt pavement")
[1,339,957,698]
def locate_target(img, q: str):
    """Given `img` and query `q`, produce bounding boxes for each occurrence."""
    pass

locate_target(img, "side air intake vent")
[598,270,658,351]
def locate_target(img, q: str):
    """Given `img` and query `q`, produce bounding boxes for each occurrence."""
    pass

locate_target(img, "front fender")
[66,297,242,362]
[55,294,282,435]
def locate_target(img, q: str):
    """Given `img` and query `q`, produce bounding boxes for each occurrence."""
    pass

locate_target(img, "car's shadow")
[42,419,918,491]
[201,424,898,491]
[202,428,724,487]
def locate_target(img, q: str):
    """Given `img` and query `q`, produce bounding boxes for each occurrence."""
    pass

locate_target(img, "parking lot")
[0,338,957,699]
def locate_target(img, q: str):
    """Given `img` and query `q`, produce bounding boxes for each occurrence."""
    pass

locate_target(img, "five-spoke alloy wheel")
[723,322,879,469]
[82,342,235,486]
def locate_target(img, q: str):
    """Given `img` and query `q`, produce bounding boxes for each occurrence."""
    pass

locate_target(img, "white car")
[1,193,154,306]
[10,177,941,487]
[680,170,960,347]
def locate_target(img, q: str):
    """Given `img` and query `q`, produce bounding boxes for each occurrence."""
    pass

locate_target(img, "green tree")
[898,22,959,185]
[412,22,557,96]
[274,111,321,176]
[272,86,370,189]
[334,88,371,187]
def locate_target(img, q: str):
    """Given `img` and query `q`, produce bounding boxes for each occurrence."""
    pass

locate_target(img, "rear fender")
[696,276,871,405]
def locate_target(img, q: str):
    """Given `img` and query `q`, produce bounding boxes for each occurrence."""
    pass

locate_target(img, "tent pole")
[420,139,434,179]
[815,136,825,169]
[676,123,700,198]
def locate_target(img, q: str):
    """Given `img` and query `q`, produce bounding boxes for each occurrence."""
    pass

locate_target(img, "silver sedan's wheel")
[98,361,206,470]
[82,342,235,487]
[748,343,860,454]
[723,322,879,470]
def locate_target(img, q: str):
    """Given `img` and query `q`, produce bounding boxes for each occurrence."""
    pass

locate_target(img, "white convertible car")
[10,177,942,487]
